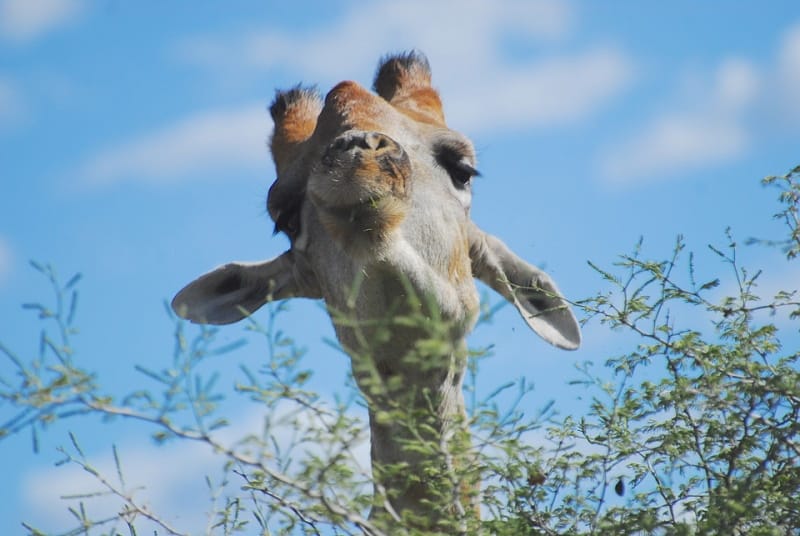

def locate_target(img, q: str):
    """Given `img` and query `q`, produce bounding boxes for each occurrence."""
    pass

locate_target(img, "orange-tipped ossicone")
[374,51,445,127]
[269,86,323,178]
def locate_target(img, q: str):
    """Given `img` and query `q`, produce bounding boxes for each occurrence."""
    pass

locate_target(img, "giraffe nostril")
[365,132,389,151]
[355,135,373,150]
[329,131,398,155]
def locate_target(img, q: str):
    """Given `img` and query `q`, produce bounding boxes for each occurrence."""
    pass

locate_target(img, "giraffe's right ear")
[171,250,321,325]
[468,224,581,351]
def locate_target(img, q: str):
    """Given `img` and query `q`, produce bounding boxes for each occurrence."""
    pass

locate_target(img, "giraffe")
[171,51,580,532]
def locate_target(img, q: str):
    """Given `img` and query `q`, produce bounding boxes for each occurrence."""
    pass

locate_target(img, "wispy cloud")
[174,0,632,135]
[0,0,84,44]
[600,58,759,185]
[776,22,800,119]
[176,0,574,78]
[77,104,270,186]
[80,0,631,186]
[599,20,800,186]
[446,47,632,133]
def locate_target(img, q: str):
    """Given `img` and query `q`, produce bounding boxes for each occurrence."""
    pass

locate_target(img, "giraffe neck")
[353,341,477,532]
[314,249,481,530]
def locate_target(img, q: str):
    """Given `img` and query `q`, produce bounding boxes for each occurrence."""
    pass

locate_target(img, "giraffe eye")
[435,146,480,187]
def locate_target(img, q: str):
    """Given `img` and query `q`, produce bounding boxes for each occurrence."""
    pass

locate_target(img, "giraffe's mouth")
[312,195,405,223]
[310,189,408,249]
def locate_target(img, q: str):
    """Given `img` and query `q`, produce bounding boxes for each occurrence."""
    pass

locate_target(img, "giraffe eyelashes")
[435,145,480,187]
[448,159,480,187]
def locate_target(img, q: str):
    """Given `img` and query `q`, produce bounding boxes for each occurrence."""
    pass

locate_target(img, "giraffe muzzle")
[323,130,405,166]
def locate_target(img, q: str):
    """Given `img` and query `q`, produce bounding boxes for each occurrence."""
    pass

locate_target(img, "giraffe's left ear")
[468,224,581,350]
[171,250,321,325]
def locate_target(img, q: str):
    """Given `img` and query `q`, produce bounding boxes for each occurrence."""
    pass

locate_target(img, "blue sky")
[1,0,799,533]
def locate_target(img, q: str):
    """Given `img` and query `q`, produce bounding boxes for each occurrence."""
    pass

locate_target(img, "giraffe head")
[172,51,580,352]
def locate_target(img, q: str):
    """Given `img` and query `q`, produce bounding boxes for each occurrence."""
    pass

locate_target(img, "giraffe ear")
[171,251,321,325]
[469,225,581,350]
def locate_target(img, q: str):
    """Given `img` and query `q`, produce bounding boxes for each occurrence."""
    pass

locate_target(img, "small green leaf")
[699,279,720,291]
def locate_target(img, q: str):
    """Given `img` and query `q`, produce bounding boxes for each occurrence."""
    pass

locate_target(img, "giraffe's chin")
[311,194,408,256]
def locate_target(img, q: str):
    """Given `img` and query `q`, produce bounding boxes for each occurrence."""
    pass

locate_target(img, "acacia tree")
[485,166,800,536]
[2,166,799,535]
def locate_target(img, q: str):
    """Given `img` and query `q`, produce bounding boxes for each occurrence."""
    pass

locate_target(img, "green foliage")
[749,164,800,260]
[2,166,799,535]
[543,234,798,535]
[479,167,800,535]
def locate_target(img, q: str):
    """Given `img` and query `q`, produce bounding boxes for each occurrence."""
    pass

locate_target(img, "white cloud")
[177,0,574,77]
[174,0,632,135]
[601,114,749,184]
[715,58,760,113]
[598,19,800,186]
[446,47,632,133]
[778,23,800,86]
[78,104,271,185]
[85,0,630,186]
[0,0,84,44]
[600,58,759,185]
[777,22,800,117]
